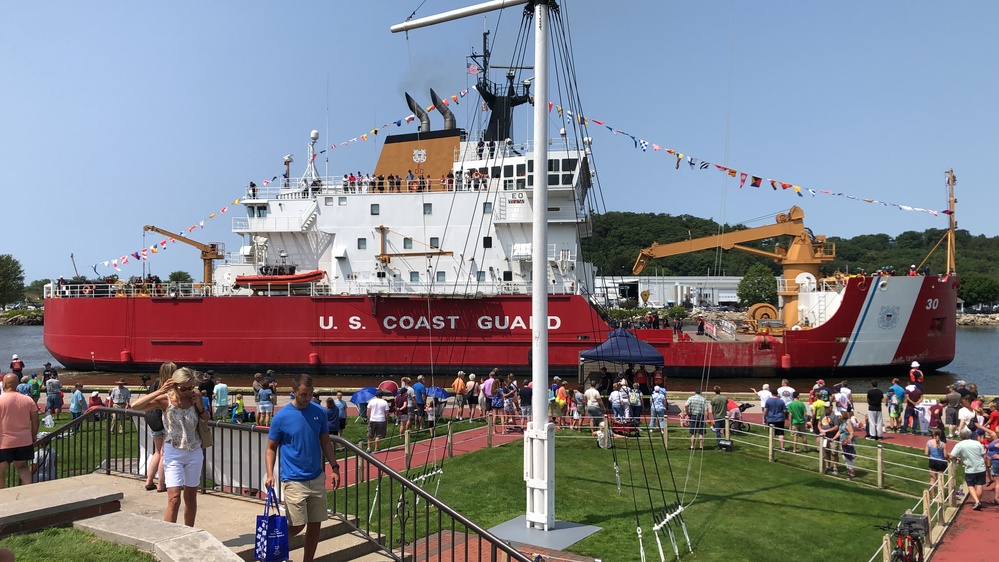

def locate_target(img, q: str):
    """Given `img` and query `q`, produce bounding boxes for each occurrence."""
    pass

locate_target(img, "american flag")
[466,62,481,75]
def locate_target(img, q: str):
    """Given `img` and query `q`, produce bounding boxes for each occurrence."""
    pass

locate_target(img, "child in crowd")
[231,393,246,423]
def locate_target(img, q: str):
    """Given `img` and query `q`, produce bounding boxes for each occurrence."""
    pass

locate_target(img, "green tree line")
[582,212,999,305]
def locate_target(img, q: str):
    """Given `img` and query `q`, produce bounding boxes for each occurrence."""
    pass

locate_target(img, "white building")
[593,275,743,309]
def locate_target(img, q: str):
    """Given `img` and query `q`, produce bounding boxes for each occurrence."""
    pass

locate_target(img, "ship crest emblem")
[877,306,900,330]
[413,149,427,163]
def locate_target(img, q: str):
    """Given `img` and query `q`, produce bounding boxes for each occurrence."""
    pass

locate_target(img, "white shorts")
[258,403,274,414]
[163,443,204,488]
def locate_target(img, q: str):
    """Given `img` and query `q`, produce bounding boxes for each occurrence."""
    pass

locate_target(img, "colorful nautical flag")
[751,176,762,188]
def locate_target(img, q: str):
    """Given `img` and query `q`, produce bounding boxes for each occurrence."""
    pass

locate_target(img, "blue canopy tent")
[579,327,664,366]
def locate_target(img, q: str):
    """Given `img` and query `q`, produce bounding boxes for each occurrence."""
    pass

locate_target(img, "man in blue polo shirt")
[265,374,340,562]
[411,375,427,429]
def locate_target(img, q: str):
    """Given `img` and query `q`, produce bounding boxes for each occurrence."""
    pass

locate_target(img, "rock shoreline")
[956,313,999,327]
[0,313,43,326]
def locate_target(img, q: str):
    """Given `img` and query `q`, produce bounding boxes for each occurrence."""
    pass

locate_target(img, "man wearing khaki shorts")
[266,374,341,562]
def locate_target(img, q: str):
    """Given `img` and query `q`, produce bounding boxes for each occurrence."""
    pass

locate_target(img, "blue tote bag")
[255,486,289,562]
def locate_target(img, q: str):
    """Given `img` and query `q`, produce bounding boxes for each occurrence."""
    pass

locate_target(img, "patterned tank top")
[164,403,201,451]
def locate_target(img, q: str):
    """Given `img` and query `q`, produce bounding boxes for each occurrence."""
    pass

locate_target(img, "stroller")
[726,402,754,433]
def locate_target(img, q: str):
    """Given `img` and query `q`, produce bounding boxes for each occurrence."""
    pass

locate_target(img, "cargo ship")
[42,30,958,378]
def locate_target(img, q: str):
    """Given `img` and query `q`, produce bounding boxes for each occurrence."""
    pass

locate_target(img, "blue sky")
[2,1,996,283]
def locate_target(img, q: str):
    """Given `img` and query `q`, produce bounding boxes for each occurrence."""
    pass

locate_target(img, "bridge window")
[503,179,514,191]
[548,159,560,172]
[516,164,526,177]
[477,271,486,282]
[430,237,440,249]
[357,238,366,250]
[548,174,560,186]
[562,158,578,171]
[562,173,573,185]
[404,238,413,250]
[410,271,420,282]
[503,271,513,282]
[483,202,493,214]
[503,165,513,177]
[436,271,446,283]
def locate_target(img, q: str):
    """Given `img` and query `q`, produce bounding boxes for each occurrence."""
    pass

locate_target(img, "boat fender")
[781,354,792,370]
[120,349,133,363]
[309,352,321,365]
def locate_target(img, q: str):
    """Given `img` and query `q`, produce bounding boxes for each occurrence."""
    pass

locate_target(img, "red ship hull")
[43,275,957,377]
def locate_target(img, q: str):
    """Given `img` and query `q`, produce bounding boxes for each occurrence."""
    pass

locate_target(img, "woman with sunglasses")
[132,367,209,526]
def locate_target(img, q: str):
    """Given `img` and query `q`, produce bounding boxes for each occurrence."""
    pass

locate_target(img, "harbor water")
[3,324,997,394]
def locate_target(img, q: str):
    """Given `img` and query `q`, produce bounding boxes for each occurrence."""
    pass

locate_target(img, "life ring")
[82,285,93,295]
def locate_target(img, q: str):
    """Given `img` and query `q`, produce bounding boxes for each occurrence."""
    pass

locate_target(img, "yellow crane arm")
[143,225,224,286]
[632,206,809,275]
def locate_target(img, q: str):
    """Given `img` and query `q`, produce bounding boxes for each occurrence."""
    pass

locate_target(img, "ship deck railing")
[45,280,580,299]
[242,173,581,203]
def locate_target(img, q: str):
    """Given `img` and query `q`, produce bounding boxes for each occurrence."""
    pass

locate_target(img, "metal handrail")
[9,408,530,562]
[329,435,531,562]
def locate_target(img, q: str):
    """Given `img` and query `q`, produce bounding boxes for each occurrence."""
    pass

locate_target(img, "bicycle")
[874,521,924,562]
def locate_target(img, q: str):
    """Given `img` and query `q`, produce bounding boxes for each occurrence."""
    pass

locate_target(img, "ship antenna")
[946,169,957,275]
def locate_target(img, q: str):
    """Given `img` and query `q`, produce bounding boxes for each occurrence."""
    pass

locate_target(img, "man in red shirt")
[0,373,41,488]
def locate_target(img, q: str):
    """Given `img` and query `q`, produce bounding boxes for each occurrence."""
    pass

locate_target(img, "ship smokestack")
[430,88,456,130]
[405,92,431,133]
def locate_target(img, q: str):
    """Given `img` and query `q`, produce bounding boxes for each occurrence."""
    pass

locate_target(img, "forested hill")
[582,211,999,280]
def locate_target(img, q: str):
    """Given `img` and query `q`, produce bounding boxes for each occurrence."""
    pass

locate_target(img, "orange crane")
[632,206,836,328]
[143,225,224,287]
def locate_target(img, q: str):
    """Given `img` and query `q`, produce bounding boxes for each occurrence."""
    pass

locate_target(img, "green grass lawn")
[342,427,929,561]
[0,527,156,562]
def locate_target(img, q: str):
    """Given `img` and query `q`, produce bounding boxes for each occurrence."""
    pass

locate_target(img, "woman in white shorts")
[132,367,209,526]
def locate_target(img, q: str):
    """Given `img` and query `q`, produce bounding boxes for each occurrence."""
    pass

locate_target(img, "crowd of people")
[333,168,495,194]
[6,349,999,547]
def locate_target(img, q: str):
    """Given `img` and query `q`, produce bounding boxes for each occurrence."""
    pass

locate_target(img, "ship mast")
[945,169,957,275]
[392,0,557,532]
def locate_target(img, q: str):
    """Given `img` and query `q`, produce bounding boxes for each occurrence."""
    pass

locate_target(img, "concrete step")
[288,529,383,562]
[233,515,364,561]
[350,551,397,562]
[0,482,122,537]
[75,511,242,562]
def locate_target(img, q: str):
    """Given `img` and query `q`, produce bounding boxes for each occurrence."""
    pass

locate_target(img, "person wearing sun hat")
[9,354,24,378]
[109,378,132,433]
[909,361,924,390]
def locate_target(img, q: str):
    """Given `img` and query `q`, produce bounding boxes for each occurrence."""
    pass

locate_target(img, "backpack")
[629,390,641,406]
